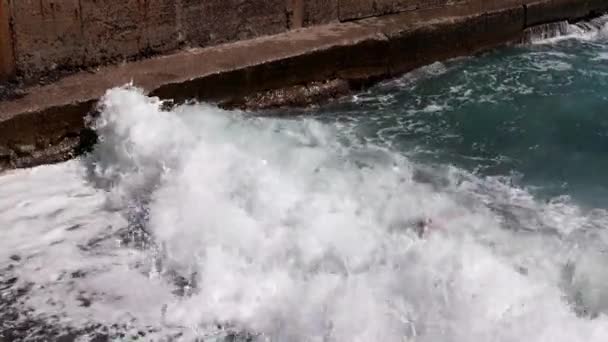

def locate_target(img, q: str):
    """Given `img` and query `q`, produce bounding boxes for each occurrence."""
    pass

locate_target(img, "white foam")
[530,59,573,72]
[593,52,608,61]
[2,87,608,341]
[528,15,608,45]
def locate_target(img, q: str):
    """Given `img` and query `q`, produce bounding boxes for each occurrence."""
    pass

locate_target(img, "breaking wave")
[3,86,608,341]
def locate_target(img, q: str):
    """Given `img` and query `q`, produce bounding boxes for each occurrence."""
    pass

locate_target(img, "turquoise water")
[310,34,608,207]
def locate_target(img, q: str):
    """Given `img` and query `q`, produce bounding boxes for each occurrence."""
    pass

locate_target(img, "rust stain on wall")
[290,0,304,28]
[0,0,15,80]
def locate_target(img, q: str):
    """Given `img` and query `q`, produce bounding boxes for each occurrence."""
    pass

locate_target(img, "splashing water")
[2,21,608,342]
[522,15,608,44]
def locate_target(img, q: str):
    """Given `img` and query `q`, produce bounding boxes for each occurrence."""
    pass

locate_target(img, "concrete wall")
[288,0,339,28]
[0,0,607,81]
[525,0,608,26]
[179,0,286,47]
[338,0,467,21]
[0,0,14,80]
[3,0,294,80]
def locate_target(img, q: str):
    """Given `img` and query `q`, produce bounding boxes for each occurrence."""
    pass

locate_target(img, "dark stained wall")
[0,0,13,80]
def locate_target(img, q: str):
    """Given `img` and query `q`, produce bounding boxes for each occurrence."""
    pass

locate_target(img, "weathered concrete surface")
[288,0,305,29]
[145,0,180,52]
[180,0,286,47]
[80,0,146,65]
[0,0,14,80]
[357,3,525,75]
[304,0,340,26]
[80,0,180,66]
[11,0,85,77]
[288,0,338,28]
[5,0,608,82]
[0,0,528,81]
[5,0,289,79]
[1,0,608,170]
[9,0,172,77]
[339,0,472,21]
[525,0,608,26]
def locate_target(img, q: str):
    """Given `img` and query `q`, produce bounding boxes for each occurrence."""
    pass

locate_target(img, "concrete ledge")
[0,0,607,170]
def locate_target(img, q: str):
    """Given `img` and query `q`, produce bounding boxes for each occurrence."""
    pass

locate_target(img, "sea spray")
[90,88,608,340]
[522,15,608,44]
